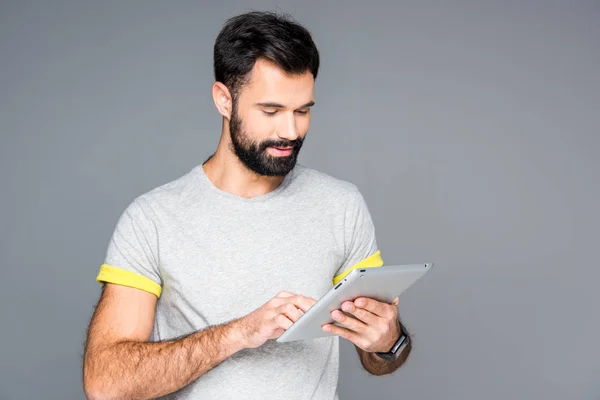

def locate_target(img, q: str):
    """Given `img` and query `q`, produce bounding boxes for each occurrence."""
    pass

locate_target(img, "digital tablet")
[276,262,433,343]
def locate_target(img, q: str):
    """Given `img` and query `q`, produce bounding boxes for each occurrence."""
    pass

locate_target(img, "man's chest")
[155,208,346,324]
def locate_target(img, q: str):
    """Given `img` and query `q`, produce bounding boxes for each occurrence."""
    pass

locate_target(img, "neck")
[202,136,286,199]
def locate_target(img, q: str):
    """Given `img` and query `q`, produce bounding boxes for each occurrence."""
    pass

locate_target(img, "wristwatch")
[375,329,409,361]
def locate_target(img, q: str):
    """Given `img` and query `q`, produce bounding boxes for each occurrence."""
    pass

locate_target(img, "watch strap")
[375,332,408,361]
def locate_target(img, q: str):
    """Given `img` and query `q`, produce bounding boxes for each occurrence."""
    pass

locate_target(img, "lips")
[269,146,294,156]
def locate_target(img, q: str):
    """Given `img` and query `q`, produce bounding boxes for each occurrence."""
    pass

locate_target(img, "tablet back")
[276,262,433,343]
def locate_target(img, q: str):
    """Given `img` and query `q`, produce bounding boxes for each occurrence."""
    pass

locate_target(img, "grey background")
[1,1,598,399]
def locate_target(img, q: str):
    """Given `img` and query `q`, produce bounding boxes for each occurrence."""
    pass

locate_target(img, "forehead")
[239,58,314,105]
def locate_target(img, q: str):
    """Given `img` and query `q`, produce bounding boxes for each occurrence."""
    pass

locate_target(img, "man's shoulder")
[130,165,203,213]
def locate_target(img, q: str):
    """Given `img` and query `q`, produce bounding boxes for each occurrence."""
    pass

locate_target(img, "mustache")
[260,137,304,151]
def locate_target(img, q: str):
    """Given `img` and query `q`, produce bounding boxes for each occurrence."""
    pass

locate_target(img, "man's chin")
[258,159,297,177]
[260,165,296,177]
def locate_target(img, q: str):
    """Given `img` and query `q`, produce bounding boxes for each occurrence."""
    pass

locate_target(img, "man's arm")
[355,317,412,376]
[83,283,245,400]
[83,284,317,400]
[355,340,412,376]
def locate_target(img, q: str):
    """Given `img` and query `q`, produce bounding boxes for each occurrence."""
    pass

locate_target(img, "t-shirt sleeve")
[96,199,163,297]
[332,188,384,286]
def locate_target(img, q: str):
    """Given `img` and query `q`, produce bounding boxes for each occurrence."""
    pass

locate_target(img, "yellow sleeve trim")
[332,250,384,286]
[96,264,162,298]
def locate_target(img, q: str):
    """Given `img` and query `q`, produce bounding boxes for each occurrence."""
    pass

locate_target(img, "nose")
[277,112,299,141]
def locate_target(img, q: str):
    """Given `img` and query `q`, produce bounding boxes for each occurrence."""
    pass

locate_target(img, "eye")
[296,110,309,115]
[262,110,278,116]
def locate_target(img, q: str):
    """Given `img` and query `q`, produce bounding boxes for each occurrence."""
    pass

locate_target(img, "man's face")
[229,58,315,177]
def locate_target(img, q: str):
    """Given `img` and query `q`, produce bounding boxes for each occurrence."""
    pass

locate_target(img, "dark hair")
[213,11,320,100]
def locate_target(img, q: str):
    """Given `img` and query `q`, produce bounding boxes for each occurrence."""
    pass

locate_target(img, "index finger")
[276,290,294,298]
[289,295,318,313]
[354,297,390,317]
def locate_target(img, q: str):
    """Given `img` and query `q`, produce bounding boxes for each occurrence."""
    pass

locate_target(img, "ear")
[212,82,233,119]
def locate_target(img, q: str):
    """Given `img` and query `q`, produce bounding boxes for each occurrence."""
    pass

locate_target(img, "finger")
[273,327,285,338]
[288,295,318,313]
[274,313,294,331]
[276,303,303,323]
[330,309,367,332]
[341,301,379,325]
[322,323,364,347]
[276,290,294,298]
[272,293,317,311]
[354,297,392,318]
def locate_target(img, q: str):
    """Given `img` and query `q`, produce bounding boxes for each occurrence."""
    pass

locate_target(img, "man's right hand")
[234,290,318,349]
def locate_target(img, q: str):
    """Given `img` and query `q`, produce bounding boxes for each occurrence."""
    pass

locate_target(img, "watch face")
[375,333,408,361]
[391,334,408,353]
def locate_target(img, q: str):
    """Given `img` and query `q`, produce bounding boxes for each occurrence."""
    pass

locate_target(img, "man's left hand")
[322,296,402,353]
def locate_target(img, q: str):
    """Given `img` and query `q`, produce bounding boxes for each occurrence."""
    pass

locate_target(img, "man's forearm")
[84,319,245,400]
[355,341,412,376]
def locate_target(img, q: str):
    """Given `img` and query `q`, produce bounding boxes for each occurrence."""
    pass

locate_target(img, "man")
[83,11,411,400]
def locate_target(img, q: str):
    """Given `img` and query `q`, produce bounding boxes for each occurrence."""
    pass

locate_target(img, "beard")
[229,106,304,177]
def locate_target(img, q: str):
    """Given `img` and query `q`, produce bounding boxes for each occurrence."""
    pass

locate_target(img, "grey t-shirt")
[97,163,382,399]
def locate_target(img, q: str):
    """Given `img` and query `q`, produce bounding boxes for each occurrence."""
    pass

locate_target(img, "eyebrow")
[256,101,315,109]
